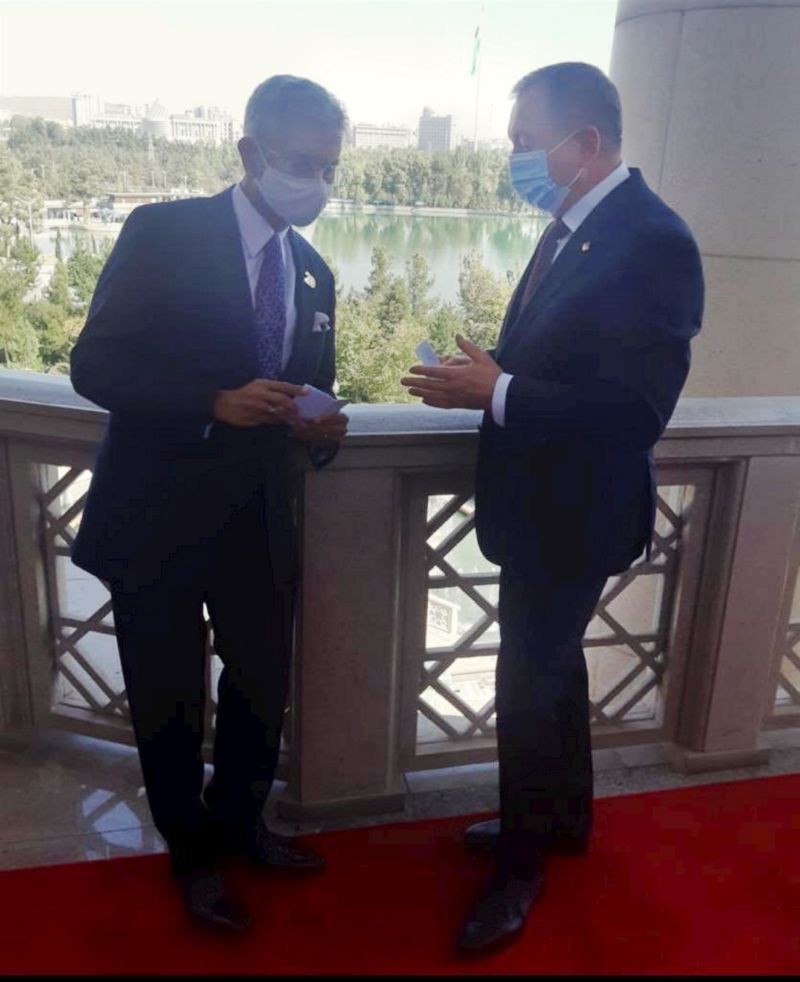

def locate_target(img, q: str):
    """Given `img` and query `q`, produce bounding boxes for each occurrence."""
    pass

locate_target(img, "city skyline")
[1,91,500,151]
[0,1,617,143]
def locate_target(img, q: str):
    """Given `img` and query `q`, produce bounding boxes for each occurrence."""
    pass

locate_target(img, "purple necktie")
[253,233,286,379]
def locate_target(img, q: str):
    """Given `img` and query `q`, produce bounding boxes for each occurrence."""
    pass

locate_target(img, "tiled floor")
[2,726,799,871]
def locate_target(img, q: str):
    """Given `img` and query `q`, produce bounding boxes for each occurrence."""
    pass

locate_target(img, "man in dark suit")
[70,76,349,932]
[402,62,704,953]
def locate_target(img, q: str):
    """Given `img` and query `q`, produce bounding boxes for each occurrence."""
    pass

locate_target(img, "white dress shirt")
[232,182,297,370]
[491,162,631,426]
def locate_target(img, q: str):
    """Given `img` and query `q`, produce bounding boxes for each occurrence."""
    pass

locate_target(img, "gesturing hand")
[291,412,349,445]
[212,379,308,427]
[438,353,472,367]
[401,335,501,410]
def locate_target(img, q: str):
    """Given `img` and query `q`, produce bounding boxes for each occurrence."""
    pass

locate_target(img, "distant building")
[168,105,240,145]
[97,189,194,219]
[0,95,73,126]
[72,93,145,133]
[352,122,412,150]
[417,107,454,152]
[71,94,239,145]
[42,200,81,225]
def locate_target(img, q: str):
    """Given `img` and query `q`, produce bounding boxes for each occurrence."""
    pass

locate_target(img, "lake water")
[35,210,548,304]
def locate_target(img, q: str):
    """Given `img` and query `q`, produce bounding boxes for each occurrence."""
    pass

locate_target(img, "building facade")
[352,122,412,149]
[70,94,239,145]
[417,107,454,152]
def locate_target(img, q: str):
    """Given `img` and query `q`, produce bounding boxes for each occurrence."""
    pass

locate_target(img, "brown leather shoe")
[175,864,252,932]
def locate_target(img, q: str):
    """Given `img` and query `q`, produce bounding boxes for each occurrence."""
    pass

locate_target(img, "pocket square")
[312,312,331,332]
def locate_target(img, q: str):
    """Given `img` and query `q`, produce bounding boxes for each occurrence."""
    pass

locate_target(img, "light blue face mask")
[508,130,585,215]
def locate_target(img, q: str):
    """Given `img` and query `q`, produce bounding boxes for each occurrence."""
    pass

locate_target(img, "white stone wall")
[610,0,800,397]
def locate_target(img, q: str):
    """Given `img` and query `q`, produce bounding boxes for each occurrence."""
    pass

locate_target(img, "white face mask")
[253,144,330,227]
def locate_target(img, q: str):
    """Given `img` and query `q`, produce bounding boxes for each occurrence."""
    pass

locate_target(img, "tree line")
[0,230,517,401]
[1,116,527,213]
[0,115,525,400]
[0,231,111,373]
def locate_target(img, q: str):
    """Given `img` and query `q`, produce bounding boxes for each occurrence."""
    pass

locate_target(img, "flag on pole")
[470,24,481,75]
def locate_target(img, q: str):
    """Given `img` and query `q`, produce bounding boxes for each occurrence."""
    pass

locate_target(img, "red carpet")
[2,773,799,975]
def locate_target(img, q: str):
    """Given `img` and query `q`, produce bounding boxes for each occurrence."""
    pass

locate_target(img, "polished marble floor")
[2,726,799,871]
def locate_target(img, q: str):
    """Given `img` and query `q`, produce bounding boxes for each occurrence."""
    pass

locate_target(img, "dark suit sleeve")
[70,206,219,425]
[502,231,703,451]
[305,277,340,471]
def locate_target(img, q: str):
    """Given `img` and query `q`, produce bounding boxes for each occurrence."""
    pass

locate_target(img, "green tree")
[457,251,514,349]
[405,252,434,319]
[374,277,412,336]
[66,241,108,313]
[335,294,420,404]
[365,244,391,299]
[47,258,71,310]
[427,303,464,358]
[25,300,80,369]
[0,239,41,368]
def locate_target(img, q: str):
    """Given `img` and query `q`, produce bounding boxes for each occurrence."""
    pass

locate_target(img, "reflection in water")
[37,211,548,304]
[308,212,548,302]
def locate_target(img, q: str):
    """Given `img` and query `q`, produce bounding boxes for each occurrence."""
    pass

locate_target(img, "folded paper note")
[294,385,350,420]
[415,340,439,366]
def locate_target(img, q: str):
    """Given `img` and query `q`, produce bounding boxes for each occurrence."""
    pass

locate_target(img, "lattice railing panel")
[38,463,291,751]
[417,484,693,748]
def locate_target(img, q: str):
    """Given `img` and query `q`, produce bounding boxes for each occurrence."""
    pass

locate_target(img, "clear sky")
[0,0,617,142]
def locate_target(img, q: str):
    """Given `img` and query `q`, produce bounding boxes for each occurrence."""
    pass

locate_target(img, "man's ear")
[238,136,263,179]
[577,126,602,162]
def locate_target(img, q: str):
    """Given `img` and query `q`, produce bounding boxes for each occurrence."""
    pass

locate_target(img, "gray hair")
[244,75,347,146]
[512,62,622,150]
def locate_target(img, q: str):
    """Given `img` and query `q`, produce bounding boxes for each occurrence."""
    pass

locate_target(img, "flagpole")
[473,51,481,151]
[471,6,484,151]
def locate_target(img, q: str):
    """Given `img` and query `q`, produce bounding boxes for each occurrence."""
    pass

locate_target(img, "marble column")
[610,0,800,397]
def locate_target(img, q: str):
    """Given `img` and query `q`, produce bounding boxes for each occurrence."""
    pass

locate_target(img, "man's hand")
[291,411,349,445]
[401,335,501,410]
[438,353,472,366]
[212,379,308,427]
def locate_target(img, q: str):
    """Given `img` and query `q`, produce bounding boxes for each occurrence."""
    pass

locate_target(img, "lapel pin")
[581,241,591,253]
[303,271,316,289]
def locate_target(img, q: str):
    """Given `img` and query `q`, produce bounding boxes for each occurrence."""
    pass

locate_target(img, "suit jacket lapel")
[496,247,538,350]
[504,171,642,338]
[520,225,594,316]
[207,187,257,365]
[282,229,317,383]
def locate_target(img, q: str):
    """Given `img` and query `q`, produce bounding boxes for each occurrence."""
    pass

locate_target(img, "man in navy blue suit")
[70,76,349,932]
[403,63,704,953]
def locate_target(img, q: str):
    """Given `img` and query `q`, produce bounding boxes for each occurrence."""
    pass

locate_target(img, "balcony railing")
[1,370,799,819]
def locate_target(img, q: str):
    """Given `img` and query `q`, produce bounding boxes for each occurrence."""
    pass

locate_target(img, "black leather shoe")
[225,821,326,871]
[456,868,544,953]
[464,818,590,855]
[464,818,502,850]
[175,865,252,933]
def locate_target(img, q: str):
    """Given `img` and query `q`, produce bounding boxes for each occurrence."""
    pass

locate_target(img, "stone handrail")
[1,370,799,819]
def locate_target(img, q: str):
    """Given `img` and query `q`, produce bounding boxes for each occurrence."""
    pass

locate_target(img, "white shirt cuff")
[491,373,514,427]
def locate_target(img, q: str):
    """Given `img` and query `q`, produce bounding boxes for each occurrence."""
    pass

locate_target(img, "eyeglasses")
[273,151,338,184]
